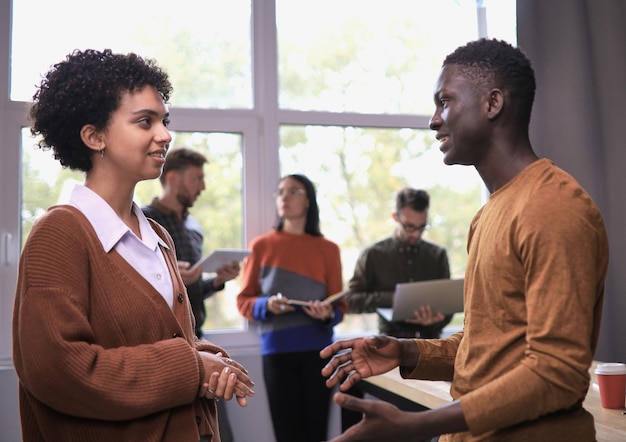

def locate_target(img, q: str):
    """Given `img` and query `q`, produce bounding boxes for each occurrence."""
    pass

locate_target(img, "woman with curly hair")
[12,49,254,442]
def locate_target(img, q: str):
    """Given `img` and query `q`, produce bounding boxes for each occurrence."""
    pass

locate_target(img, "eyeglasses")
[399,222,430,233]
[274,187,306,198]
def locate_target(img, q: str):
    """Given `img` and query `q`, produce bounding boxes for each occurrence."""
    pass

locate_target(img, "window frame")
[0,0,499,363]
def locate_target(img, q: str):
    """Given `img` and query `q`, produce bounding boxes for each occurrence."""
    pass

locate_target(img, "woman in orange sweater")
[237,174,347,442]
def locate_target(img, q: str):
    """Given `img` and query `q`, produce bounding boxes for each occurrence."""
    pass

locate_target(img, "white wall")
[0,367,21,442]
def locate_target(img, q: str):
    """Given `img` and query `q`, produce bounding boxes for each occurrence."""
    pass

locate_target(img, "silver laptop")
[376,278,464,322]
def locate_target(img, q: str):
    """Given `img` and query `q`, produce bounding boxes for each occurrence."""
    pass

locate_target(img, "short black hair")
[29,49,172,172]
[396,187,430,213]
[160,148,208,185]
[443,38,536,128]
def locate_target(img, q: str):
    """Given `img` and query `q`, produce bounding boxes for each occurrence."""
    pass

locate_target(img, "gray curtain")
[517,0,626,361]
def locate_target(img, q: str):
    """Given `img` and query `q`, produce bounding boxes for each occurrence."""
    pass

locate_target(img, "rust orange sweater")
[237,230,346,355]
[405,159,609,441]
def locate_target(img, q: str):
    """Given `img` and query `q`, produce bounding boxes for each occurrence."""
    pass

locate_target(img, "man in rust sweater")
[320,39,609,441]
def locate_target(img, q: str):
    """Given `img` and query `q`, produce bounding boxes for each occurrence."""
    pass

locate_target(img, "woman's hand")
[198,352,255,407]
[267,293,295,315]
[302,300,334,322]
[177,261,203,285]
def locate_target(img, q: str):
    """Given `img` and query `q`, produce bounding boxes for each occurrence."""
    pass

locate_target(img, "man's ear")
[164,170,179,188]
[391,212,399,222]
[486,89,504,120]
[80,124,104,153]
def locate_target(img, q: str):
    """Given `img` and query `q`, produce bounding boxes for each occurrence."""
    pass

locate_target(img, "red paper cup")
[595,363,626,409]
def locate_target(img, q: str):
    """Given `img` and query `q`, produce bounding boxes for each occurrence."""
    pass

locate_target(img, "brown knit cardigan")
[13,205,228,442]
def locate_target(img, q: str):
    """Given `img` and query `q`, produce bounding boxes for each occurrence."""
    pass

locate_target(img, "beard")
[404,236,420,246]
[176,188,195,209]
[397,230,421,246]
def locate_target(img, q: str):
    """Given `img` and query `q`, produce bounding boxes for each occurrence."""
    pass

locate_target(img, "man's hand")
[213,260,240,287]
[327,393,418,442]
[405,305,445,326]
[327,393,467,441]
[320,335,418,391]
[178,261,203,285]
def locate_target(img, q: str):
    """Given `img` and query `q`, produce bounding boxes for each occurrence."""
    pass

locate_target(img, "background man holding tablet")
[143,147,241,442]
[142,147,240,340]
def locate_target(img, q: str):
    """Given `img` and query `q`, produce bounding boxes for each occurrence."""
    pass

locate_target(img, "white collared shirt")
[67,184,174,308]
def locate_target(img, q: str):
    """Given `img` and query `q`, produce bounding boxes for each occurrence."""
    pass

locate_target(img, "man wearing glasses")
[347,187,452,339]
[341,187,452,429]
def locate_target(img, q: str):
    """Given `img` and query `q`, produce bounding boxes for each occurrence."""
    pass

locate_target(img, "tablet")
[287,290,350,306]
[189,249,251,273]
[377,278,464,322]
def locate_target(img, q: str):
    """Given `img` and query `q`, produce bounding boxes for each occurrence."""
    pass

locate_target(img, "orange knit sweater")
[405,159,609,441]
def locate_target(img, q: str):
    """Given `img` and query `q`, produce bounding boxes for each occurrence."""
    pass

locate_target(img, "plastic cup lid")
[594,362,626,374]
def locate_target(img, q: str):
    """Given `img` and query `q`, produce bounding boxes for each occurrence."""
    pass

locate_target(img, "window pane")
[11,0,252,109]
[136,132,246,331]
[277,0,479,114]
[21,130,246,331]
[20,128,84,246]
[484,0,518,43]
[279,125,482,333]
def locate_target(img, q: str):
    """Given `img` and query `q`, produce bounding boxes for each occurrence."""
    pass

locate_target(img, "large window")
[10,0,253,108]
[277,0,480,114]
[7,0,516,341]
[279,125,483,332]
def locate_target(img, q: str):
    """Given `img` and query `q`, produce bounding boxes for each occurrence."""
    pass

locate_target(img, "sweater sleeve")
[325,240,347,316]
[401,332,462,382]
[236,237,266,321]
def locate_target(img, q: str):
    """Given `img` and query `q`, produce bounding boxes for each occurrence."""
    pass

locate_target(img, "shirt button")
[172,333,182,338]
[178,293,184,303]
[156,273,162,280]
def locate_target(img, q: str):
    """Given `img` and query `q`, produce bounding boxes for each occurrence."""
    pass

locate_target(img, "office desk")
[363,361,626,441]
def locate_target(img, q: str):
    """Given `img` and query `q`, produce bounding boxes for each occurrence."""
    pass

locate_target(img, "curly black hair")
[29,49,173,172]
[443,38,536,128]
